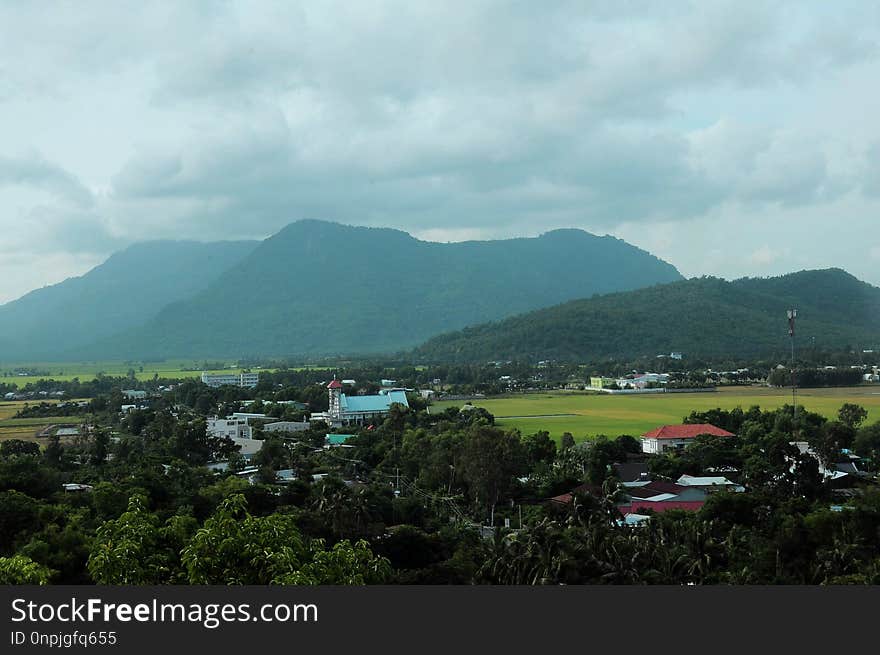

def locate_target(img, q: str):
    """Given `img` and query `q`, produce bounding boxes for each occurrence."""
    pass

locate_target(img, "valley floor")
[431,385,880,440]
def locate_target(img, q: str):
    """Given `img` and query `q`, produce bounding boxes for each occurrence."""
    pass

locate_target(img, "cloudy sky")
[2,1,880,303]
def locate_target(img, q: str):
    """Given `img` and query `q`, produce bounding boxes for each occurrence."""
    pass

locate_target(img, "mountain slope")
[88,220,683,358]
[0,240,258,360]
[411,268,880,362]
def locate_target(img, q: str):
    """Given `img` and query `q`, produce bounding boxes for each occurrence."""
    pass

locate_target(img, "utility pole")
[788,309,797,437]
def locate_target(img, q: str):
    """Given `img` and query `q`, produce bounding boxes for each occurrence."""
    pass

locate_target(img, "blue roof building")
[326,379,409,424]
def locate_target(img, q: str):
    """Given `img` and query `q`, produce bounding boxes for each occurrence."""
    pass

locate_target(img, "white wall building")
[206,417,252,439]
[201,372,260,388]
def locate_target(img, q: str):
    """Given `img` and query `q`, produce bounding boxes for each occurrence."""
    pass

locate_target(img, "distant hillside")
[87,220,683,358]
[411,269,880,362]
[0,240,258,360]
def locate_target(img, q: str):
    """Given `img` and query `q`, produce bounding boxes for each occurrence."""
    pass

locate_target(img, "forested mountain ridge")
[83,220,683,358]
[0,240,258,360]
[411,268,880,362]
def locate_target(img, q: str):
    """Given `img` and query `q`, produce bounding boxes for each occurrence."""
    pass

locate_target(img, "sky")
[1,1,880,304]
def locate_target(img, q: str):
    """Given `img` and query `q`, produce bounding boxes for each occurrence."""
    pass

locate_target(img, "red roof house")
[641,423,734,454]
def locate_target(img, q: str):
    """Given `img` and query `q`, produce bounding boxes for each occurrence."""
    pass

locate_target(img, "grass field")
[0,360,343,387]
[0,360,284,387]
[431,386,880,441]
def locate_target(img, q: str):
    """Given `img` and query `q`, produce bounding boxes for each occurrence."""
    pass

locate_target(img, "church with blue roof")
[326,379,409,424]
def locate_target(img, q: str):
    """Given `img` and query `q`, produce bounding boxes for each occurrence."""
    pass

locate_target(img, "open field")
[0,360,287,387]
[0,400,82,443]
[431,386,880,441]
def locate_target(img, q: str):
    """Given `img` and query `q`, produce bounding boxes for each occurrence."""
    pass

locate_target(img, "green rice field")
[0,360,282,387]
[430,386,880,441]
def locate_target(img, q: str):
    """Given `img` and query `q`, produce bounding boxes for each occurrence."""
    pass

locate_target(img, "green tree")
[0,555,54,585]
[182,494,389,584]
[838,403,868,430]
[87,495,176,584]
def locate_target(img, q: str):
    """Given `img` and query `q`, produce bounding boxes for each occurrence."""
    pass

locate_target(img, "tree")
[90,429,110,465]
[522,431,557,469]
[88,495,176,584]
[853,423,880,465]
[0,555,54,584]
[0,440,41,458]
[0,490,41,554]
[838,403,868,430]
[458,425,527,513]
[182,494,389,584]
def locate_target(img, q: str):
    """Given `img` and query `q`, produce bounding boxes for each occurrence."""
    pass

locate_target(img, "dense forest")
[3,377,880,585]
[75,220,681,359]
[413,268,880,363]
[0,240,257,360]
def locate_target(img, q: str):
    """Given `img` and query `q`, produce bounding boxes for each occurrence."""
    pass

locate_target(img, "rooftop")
[642,424,735,440]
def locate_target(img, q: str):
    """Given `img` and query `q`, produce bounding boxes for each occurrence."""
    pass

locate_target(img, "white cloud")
[1,0,880,303]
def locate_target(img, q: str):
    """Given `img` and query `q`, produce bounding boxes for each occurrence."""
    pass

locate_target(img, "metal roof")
[340,390,408,413]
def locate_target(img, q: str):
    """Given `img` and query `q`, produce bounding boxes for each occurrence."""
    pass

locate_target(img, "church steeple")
[327,376,343,418]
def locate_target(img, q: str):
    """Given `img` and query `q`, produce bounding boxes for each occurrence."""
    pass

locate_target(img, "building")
[122,389,147,400]
[676,474,744,493]
[263,421,311,434]
[549,480,708,515]
[325,379,409,424]
[641,423,735,454]
[206,417,252,440]
[201,372,260,388]
[615,372,669,390]
[326,433,356,447]
[618,480,708,514]
[590,377,616,389]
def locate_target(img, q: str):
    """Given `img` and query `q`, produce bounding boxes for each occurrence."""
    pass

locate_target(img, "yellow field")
[0,400,84,443]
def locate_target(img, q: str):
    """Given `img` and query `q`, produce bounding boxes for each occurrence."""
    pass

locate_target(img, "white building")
[201,372,260,388]
[616,372,670,390]
[206,417,252,439]
[263,421,311,434]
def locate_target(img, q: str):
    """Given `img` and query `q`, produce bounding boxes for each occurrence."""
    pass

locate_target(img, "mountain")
[0,240,258,360]
[411,269,880,362]
[86,220,683,358]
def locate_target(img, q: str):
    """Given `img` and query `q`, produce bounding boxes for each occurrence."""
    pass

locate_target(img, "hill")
[86,220,683,358]
[0,240,258,360]
[411,268,880,362]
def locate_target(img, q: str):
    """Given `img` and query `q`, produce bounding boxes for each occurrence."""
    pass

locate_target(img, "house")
[641,423,735,454]
[617,480,708,514]
[122,390,147,400]
[62,483,93,493]
[613,461,650,483]
[325,433,356,447]
[549,480,708,514]
[676,474,744,493]
[324,379,409,424]
[200,372,260,388]
[230,436,265,459]
[589,377,616,390]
